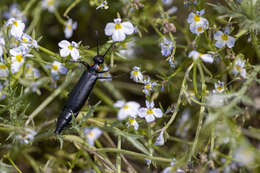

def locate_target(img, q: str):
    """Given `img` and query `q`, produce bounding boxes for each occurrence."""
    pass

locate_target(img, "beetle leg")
[69,60,90,69]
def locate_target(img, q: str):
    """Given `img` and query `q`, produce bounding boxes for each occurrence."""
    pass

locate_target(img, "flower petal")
[114,100,125,108]
[138,108,147,118]
[71,48,80,60]
[227,36,236,48]
[58,40,70,48]
[201,54,213,63]
[214,31,223,41]
[118,109,128,120]
[122,22,134,35]
[112,30,126,42]
[105,23,115,36]
[60,48,70,57]
[215,40,225,49]
[153,108,163,118]
[145,114,155,123]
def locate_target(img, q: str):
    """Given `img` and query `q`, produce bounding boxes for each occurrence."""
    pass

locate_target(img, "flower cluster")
[187,9,209,35]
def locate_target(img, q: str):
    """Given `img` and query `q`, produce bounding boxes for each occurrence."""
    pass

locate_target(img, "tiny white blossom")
[105,18,134,42]
[25,64,41,79]
[232,58,246,78]
[206,93,226,107]
[114,100,140,120]
[213,81,225,93]
[64,19,77,39]
[42,0,57,12]
[143,77,157,95]
[4,4,26,21]
[96,0,109,10]
[214,28,236,48]
[20,33,39,49]
[162,0,173,6]
[160,38,173,57]
[58,40,80,60]
[6,18,25,38]
[0,63,9,77]
[46,61,67,80]
[187,10,209,35]
[138,100,163,123]
[188,50,213,63]
[10,46,32,73]
[130,66,143,83]
[16,128,37,144]
[119,39,136,59]
[234,145,255,166]
[126,118,139,130]
[154,130,165,146]
[84,127,102,146]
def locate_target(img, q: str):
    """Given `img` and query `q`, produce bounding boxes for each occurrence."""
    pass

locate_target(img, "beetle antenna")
[96,31,99,55]
[103,42,115,57]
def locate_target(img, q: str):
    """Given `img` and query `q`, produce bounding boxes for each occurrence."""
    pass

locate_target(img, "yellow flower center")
[146,109,153,115]
[22,37,28,42]
[67,24,72,30]
[129,119,135,125]
[217,86,223,91]
[88,131,94,137]
[199,53,203,57]
[133,71,139,76]
[68,45,73,50]
[236,65,242,72]
[123,105,129,110]
[52,64,58,71]
[197,26,203,32]
[115,24,122,30]
[48,0,54,5]
[0,64,7,69]
[194,15,201,22]
[221,34,228,41]
[13,21,18,27]
[145,84,151,90]
[16,55,23,62]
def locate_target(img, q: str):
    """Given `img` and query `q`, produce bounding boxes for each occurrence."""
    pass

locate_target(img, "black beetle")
[54,39,114,134]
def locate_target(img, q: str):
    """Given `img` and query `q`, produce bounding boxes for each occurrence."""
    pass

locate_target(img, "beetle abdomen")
[55,108,76,134]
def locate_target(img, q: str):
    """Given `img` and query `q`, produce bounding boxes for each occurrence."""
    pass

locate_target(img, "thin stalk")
[63,0,81,18]
[116,136,121,173]
[4,154,23,173]
[193,62,198,96]
[54,9,66,25]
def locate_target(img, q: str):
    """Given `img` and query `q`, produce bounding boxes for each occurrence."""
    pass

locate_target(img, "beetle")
[54,39,115,134]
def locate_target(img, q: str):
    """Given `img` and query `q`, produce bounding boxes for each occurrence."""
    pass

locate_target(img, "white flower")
[58,40,80,60]
[143,77,157,95]
[64,19,77,39]
[187,10,209,35]
[130,66,143,83]
[16,128,37,144]
[160,38,173,57]
[25,64,41,79]
[105,18,134,42]
[42,0,57,12]
[232,58,246,78]
[162,167,185,173]
[119,39,136,58]
[213,81,225,93]
[154,130,165,146]
[0,63,9,77]
[188,50,213,63]
[3,4,26,21]
[84,127,102,146]
[126,118,139,130]
[114,100,140,120]
[6,18,25,38]
[46,61,67,80]
[10,46,32,73]
[138,100,163,123]
[214,28,236,48]
[20,33,39,49]
[96,0,109,10]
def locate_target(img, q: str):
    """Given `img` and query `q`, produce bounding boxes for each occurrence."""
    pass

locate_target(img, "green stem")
[39,46,60,59]
[95,148,172,162]
[54,9,66,25]
[193,62,198,96]
[5,154,23,173]
[63,0,82,18]
[116,136,121,173]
